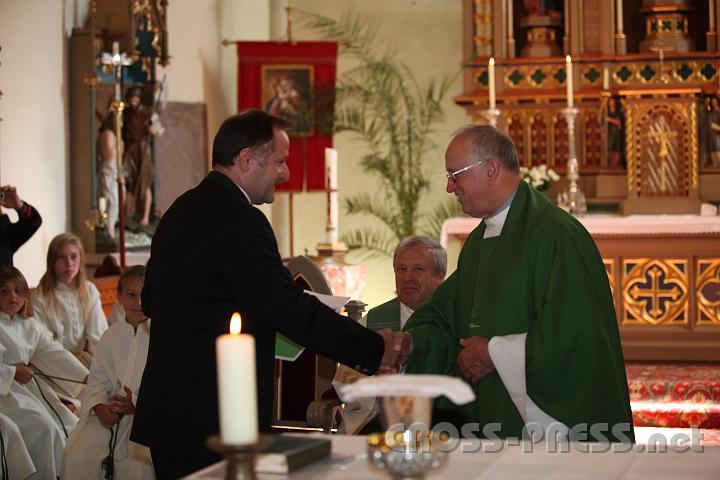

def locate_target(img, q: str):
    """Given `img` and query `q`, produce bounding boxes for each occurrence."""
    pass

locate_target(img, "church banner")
[236,41,337,192]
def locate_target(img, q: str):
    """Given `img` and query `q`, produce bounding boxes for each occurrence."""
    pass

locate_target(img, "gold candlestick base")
[206,434,272,480]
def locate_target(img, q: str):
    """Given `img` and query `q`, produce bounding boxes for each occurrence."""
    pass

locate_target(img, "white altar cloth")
[440,215,720,247]
[185,429,720,480]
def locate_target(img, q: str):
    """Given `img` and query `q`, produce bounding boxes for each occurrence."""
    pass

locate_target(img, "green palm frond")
[420,197,466,240]
[341,227,398,260]
[300,10,461,252]
[343,193,399,232]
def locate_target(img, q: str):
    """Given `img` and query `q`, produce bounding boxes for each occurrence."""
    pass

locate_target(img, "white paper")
[304,290,350,312]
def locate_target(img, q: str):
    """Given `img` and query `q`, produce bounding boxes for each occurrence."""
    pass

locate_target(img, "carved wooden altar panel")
[625,95,698,197]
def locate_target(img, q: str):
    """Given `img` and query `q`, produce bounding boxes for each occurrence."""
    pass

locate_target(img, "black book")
[254,435,332,474]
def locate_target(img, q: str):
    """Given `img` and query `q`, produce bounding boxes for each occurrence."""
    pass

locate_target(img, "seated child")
[0,266,88,478]
[62,265,155,479]
[32,233,108,367]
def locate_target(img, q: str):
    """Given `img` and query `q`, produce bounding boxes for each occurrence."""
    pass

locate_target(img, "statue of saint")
[708,96,720,168]
[606,97,625,169]
[122,86,164,234]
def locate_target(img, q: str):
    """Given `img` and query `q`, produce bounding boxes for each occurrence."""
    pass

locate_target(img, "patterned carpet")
[626,363,720,430]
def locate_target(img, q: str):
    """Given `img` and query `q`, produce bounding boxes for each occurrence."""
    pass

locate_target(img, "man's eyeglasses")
[446,158,489,182]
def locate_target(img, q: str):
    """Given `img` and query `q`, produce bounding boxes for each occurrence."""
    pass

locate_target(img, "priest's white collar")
[483,188,518,239]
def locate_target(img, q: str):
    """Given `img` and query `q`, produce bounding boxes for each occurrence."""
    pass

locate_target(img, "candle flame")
[565,55,572,64]
[489,57,495,67]
[230,313,241,335]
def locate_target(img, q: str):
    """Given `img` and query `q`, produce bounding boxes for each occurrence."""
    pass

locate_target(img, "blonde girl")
[32,233,108,366]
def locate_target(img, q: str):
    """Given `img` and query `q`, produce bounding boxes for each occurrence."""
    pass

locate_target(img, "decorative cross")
[629,266,681,319]
[101,42,134,102]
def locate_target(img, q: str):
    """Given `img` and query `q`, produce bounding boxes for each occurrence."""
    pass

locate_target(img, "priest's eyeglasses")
[446,158,489,182]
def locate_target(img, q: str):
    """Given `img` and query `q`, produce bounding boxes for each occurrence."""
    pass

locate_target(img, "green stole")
[366,297,401,332]
[405,181,634,441]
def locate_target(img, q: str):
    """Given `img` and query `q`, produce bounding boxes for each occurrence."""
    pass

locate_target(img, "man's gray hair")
[452,125,520,174]
[393,235,447,277]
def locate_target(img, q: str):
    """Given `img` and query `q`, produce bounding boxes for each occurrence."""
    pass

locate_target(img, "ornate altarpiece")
[458,0,720,214]
[454,0,720,360]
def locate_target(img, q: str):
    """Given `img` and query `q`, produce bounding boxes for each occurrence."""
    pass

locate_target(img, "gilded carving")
[626,101,695,197]
[696,259,720,327]
[622,258,689,326]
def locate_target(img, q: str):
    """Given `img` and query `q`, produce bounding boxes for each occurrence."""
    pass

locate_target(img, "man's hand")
[0,186,23,210]
[111,385,136,415]
[377,329,413,374]
[13,365,33,384]
[457,336,495,384]
[93,403,120,428]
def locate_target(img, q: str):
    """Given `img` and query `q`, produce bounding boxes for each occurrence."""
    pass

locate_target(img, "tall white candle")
[488,57,496,110]
[216,313,257,445]
[325,148,339,244]
[616,0,624,33]
[565,55,574,108]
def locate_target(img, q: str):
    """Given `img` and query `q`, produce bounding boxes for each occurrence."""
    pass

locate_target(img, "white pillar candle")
[565,55,574,108]
[325,148,339,244]
[488,57,496,110]
[216,313,257,445]
[616,0,624,33]
[98,196,107,213]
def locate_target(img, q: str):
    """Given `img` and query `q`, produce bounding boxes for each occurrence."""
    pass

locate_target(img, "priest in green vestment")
[404,125,634,443]
[334,236,447,434]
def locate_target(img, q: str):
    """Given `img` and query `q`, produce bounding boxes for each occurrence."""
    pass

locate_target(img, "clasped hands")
[457,336,495,384]
[93,385,135,428]
[377,328,413,374]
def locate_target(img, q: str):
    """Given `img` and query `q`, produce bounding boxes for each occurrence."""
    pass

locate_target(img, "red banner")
[236,41,337,192]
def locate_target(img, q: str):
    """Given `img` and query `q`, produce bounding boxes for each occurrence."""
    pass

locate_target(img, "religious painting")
[261,65,314,136]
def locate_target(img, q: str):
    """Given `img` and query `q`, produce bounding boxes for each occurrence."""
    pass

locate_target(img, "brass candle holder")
[206,434,272,480]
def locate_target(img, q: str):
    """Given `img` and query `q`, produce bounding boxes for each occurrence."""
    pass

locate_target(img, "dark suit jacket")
[131,171,383,459]
[0,203,42,267]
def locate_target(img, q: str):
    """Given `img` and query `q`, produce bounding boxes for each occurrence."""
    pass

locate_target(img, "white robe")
[0,312,88,479]
[0,413,35,480]
[62,319,155,480]
[32,281,108,363]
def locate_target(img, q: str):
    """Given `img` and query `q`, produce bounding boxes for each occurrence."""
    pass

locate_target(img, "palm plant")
[301,11,464,258]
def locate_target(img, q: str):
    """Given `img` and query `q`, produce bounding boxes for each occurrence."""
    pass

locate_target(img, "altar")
[186,430,720,479]
[441,215,720,362]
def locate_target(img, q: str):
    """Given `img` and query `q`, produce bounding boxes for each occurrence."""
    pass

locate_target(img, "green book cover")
[254,435,332,474]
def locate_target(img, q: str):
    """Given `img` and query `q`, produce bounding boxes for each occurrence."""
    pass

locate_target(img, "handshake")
[377,328,413,374]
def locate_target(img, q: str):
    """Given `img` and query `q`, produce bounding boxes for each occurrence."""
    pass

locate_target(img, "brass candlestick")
[206,434,272,480]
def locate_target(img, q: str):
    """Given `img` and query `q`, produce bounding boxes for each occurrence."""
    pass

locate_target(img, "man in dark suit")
[131,109,411,479]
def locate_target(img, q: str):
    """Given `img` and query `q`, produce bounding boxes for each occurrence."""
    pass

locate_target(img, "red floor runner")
[626,363,720,429]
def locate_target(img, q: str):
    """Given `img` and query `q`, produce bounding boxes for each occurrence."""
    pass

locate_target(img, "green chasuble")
[404,181,634,441]
[366,297,401,332]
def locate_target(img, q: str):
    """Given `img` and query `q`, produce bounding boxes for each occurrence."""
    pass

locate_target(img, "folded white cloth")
[338,374,475,405]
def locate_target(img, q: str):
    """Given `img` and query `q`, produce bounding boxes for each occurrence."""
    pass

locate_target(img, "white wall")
[0,0,74,285]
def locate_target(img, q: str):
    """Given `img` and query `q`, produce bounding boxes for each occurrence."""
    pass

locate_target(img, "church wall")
[0,0,75,285]
[269,0,467,309]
